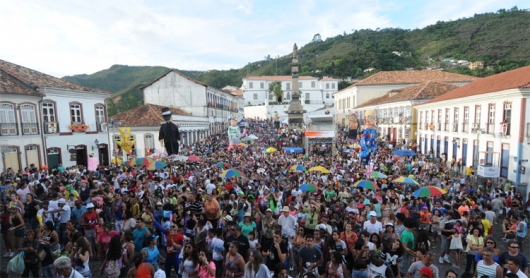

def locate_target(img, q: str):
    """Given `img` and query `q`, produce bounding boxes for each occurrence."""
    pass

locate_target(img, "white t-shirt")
[507,269,527,278]
[291,189,303,197]
[363,220,383,235]
[205,183,216,194]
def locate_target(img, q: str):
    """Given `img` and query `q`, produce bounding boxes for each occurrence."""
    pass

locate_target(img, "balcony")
[452,123,458,132]
[444,123,449,131]
[22,123,39,135]
[419,122,423,130]
[462,122,469,133]
[0,123,17,136]
[437,122,441,131]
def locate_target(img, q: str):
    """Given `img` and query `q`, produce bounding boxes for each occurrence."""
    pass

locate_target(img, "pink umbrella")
[187,155,201,163]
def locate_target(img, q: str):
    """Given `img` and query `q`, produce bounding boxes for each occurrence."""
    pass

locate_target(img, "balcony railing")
[486,123,495,134]
[462,122,469,133]
[437,122,441,131]
[419,122,423,130]
[0,123,17,136]
[22,123,39,135]
[43,122,59,134]
[444,123,449,131]
[452,123,458,132]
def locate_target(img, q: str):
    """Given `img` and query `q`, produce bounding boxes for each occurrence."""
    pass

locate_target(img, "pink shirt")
[198,261,216,278]
[98,231,120,252]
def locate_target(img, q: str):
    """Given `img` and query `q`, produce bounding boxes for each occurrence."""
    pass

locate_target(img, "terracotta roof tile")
[423,66,530,104]
[232,88,244,96]
[244,75,317,81]
[0,69,43,96]
[140,69,208,89]
[112,104,190,127]
[0,59,111,94]
[355,70,479,86]
[356,81,459,108]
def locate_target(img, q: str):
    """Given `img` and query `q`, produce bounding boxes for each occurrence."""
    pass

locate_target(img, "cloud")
[0,0,527,77]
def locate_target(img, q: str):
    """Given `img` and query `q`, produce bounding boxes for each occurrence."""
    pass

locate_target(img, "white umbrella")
[248,134,259,139]
[241,137,254,142]
[172,155,188,162]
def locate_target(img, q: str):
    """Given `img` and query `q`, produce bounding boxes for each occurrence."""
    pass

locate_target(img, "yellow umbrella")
[308,166,330,174]
[265,147,277,153]
[238,142,247,147]
[111,157,123,164]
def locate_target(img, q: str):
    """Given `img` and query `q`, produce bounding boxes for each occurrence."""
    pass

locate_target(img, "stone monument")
[285,43,306,129]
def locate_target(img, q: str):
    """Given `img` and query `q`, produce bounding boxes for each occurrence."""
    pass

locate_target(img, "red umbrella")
[187,155,201,163]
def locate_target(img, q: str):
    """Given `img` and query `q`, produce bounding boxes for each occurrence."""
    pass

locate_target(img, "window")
[453,108,459,131]
[260,82,264,89]
[70,103,82,123]
[305,93,310,100]
[286,92,291,100]
[332,83,335,89]
[405,106,412,118]
[419,111,423,129]
[42,102,56,122]
[299,82,302,88]
[437,109,442,124]
[463,106,469,132]
[20,104,38,135]
[399,107,404,117]
[0,103,17,135]
[326,93,330,98]
[145,134,155,155]
[487,104,495,134]
[503,102,511,135]
[249,82,253,89]
[253,94,258,100]
[269,93,274,101]
[500,144,509,178]
[486,141,494,165]
[326,83,330,89]
[311,81,316,88]
[286,83,291,90]
[95,104,105,123]
[445,109,450,131]
[475,105,481,126]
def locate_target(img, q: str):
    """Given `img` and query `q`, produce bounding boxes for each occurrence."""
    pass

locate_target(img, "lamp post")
[472,125,485,188]
[109,118,121,166]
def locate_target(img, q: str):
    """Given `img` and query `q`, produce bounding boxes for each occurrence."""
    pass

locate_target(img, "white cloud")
[0,0,527,77]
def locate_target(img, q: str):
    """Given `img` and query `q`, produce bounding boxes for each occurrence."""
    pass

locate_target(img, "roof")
[0,59,111,94]
[356,81,459,108]
[321,77,339,81]
[140,69,208,89]
[111,103,190,127]
[232,88,243,96]
[354,70,479,86]
[0,68,43,96]
[423,66,530,104]
[244,75,317,81]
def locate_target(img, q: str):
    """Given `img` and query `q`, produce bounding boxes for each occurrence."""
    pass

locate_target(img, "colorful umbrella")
[289,165,307,172]
[136,157,154,167]
[125,159,138,167]
[393,176,420,185]
[238,142,247,147]
[221,169,244,178]
[216,162,229,168]
[241,137,254,142]
[187,155,202,163]
[300,183,319,192]
[353,180,380,190]
[308,166,330,173]
[365,171,387,179]
[146,161,168,170]
[411,186,447,197]
[265,147,277,153]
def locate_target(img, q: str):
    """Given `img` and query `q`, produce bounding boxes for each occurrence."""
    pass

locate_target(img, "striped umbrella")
[393,176,420,185]
[146,161,168,170]
[221,169,244,178]
[411,186,447,197]
[365,171,387,179]
[300,183,319,192]
[289,165,307,172]
[353,180,380,190]
[136,157,154,167]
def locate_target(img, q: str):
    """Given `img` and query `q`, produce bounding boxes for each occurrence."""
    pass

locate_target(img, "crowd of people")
[0,118,529,278]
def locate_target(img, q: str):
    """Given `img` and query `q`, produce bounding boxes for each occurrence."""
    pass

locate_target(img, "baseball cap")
[223,215,233,222]
[369,211,377,217]
[146,234,159,241]
[58,198,66,205]
[266,208,272,213]
[86,203,94,209]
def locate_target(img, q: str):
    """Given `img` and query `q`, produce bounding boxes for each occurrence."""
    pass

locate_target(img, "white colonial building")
[416,66,530,193]
[0,59,111,172]
[334,71,479,127]
[142,69,243,132]
[242,75,339,106]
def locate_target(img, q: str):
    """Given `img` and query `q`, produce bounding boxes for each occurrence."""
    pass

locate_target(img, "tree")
[269,81,283,102]
[312,33,322,43]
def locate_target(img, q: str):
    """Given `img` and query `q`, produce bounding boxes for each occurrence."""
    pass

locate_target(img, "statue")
[360,110,377,165]
[347,113,359,141]
[158,107,181,155]
[293,43,298,58]
[227,118,241,149]
[273,111,280,129]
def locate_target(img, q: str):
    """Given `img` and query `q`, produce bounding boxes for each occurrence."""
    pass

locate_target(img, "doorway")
[47,148,61,170]
[75,145,87,167]
[2,146,20,172]
[97,144,109,166]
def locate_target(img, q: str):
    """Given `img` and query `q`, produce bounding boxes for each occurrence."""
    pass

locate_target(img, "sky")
[0,0,528,77]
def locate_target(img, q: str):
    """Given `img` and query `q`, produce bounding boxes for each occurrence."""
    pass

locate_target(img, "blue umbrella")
[392,149,417,156]
[343,149,355,153]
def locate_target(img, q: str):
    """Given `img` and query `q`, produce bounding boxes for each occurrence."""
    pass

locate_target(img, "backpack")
[104,258,122,277]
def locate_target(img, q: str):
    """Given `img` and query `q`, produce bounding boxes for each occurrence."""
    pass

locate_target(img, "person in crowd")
[99,234,122,278]
[97,222,120,260]
[120,230,136,277]
[475,247,503,278]
[133,217,151,252]
[180,241,199,278]
[261,230,288,271]
[24,193,40,232]
[297,234,323,276]
[54,256,84,278]
[224,223,251,262]
[225,242,246,278]
[127,252,155,278]
[19,229,40,278]
[382,238,404,277]
[244,249,269,278]
[198,249,216,278]
[406,252,439,278]
[7,202,25,257]
[324,251,350,278]
[70,237,92,278]
[499,240,529,276]
[38,220,61,257]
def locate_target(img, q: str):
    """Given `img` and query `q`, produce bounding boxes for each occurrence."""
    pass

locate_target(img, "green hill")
[63,8,530,116]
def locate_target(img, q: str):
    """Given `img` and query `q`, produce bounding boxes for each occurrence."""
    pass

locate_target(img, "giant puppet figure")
[158,107,181,155]
[360,110,377,165]
[347,113,359,140]
[227,118,241,148]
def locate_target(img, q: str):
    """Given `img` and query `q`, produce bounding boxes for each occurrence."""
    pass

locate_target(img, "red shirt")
[83,211,97,230]
[166,232,184,258]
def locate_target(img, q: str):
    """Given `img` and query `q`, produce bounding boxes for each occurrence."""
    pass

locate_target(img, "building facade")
[142,69,243,133]
[242,76,339,106]
[0,59,111,172]
[416,66,530,191]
